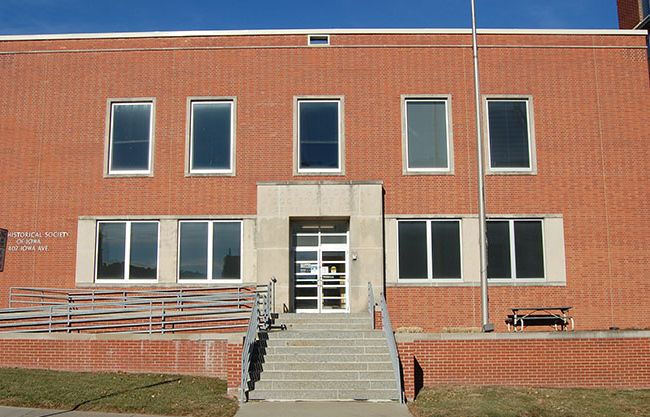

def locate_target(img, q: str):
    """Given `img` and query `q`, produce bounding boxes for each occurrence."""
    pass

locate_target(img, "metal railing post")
[161,300,165,334]
[271,276,277,314]
[148,301,153,334]
[240,294,260,403]
[368,282,375,330]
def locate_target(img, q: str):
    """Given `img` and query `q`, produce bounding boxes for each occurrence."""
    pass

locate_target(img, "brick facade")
[0,30,649,331]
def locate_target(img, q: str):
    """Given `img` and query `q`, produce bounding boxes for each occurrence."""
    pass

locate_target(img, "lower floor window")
[96,221,159,281]
[178,220,242,281]
[487,219,544,279]
[398,220,461,280]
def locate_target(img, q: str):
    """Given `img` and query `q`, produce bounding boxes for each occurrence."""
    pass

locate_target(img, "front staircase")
[247,313,401,401]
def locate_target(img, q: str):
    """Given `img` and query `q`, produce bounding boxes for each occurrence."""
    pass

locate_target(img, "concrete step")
[253,379,396,391]
[265,337,387,347]
[258,370,395,380]
[268,330,384,339]
[263,353,392,363]
[263,345,390,355]
[247,389,400,401]
[279,313,370,321]
[283,322,371,330]
[261,361,394,371]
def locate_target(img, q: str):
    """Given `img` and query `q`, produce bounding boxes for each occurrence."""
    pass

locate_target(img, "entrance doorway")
[291,220,349,313]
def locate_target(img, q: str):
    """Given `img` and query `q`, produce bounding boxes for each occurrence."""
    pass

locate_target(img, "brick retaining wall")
[397,331,650,400]
[0,333,243,385]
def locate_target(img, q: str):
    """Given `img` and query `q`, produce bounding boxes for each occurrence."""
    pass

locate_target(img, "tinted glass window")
[191,102,232,171]
[129,223,158,280]
[299,101,339,169]
[488,101,530,168]
[487,221,512,279]
[179,222,208,279]
[212,222,241,280]
[398,222,428,279]
[406,101,448,169]
[514,221,545,278]
[110,103,152,172]
[431,222,461,278]
[97,223,126,280]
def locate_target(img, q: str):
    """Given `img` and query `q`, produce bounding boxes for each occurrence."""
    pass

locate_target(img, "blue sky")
[0,0,619,35]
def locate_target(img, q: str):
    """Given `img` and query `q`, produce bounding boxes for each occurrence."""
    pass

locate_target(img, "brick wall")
[618,0,643,28]
[398,332,650,400]
[0,32,649,331]
[0,334,242,386]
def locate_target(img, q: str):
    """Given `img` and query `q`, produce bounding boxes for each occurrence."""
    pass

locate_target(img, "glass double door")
[292,221,349,313]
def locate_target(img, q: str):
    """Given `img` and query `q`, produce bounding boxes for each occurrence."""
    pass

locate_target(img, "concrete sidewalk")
[234,401,412,417]
[0,406,171,417]
[1,402,414,417]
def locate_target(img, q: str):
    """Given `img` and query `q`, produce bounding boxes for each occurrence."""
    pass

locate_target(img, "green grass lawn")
[0,368,238,417]
[409,385,650,417]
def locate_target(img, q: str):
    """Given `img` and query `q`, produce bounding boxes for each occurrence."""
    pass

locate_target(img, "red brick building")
[1,28,649,335]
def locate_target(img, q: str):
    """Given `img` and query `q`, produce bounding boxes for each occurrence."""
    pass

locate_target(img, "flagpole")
[470,0,493,332]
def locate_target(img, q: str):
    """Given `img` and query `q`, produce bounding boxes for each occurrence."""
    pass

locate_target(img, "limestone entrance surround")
[256,181,384,313]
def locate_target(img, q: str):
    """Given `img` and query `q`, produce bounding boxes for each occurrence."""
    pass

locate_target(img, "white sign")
[6,231,70,253]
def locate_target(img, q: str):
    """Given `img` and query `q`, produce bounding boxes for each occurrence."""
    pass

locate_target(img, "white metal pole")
[470,0,493,332]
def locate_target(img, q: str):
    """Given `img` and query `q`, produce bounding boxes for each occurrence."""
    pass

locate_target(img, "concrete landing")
[235,401,412,417]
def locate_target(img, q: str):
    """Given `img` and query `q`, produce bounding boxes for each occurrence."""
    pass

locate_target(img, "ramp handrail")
[368,282,404,403]
[0,286,266,334]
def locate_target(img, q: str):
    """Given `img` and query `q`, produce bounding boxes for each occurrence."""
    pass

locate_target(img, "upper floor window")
[487,219,545,280]
[296,99,342,174]
[404,98,451,172]
[108,101,154,175]
[189,99,234,174]
[397,219,461,280]
[178,220,242,282]
[96,221,159,282]
[486,98,535,173]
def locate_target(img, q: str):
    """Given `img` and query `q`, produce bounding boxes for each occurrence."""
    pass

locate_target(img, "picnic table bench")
[506,306,574,332]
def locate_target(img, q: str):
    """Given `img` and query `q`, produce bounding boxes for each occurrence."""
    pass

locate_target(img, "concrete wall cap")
[395,330,650,342]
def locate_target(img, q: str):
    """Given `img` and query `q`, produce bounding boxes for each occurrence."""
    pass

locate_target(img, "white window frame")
[177,220,243,284]
[187,98,235,175]
[308,34,330,46]
[403,96,453,174]
[396,219,463,282]
[487,218,546,281]
[94,220,160,283]
[295,98,344,175]
[107,100,155,176]
[484,97,536,174]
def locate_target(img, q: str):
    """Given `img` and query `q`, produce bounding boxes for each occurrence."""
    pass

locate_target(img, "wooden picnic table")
[506,306,574,332]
